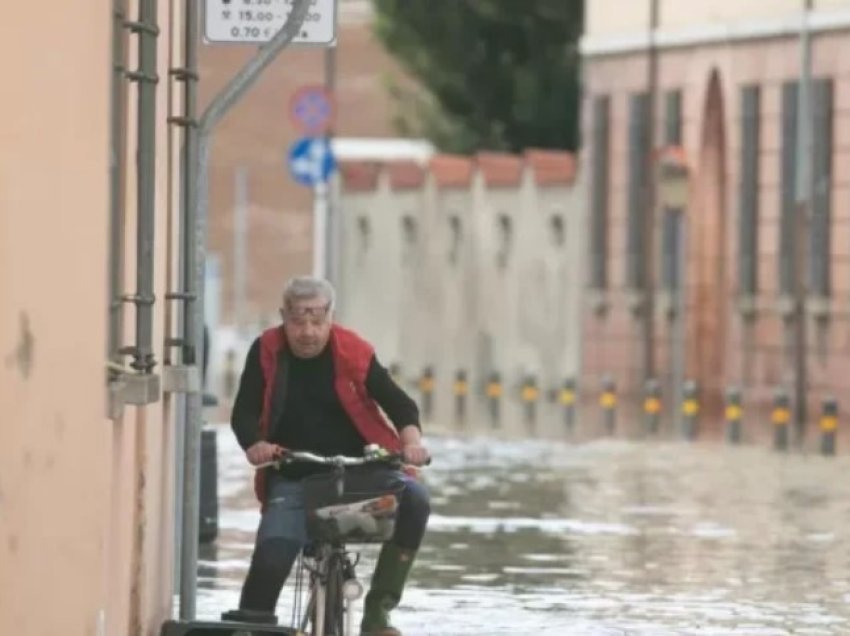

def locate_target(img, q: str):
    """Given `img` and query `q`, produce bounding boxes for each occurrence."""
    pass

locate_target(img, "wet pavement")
[198,425,850,635]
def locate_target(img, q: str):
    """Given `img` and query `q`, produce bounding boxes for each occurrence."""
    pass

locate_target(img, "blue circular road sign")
[287,136,337,187]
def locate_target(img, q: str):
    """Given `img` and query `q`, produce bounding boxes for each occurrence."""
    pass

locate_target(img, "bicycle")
[255,444,409,636]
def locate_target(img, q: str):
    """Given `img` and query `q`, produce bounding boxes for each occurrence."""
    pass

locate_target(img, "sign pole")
[313,180,329,279]
[181,0,312,620]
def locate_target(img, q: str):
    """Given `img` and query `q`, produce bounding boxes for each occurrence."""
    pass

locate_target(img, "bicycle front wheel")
[324,554,346,635]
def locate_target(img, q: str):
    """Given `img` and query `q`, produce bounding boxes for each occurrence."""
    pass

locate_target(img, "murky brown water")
[197,425,850,635]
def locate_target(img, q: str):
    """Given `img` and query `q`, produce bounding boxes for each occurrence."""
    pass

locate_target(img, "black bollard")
[560,377,577,433]
[820,397,838,456]
[681,380,699,441]
[521,375,539,430]
[418,366,435,421]
[772,389,791,451]
[600,375,617,435]
[725,386,743,444]
[486,372,502,428]
[643,378,662,435]
[453,369,469,426]
[199,426,219,544]
[222,348,238,401]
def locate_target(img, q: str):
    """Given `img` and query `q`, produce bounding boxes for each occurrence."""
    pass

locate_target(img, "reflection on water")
[198,425,850,635]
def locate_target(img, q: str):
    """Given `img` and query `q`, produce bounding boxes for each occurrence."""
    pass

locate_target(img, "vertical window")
[810,78,833,298]
[665,90,682,146]
[590,95,610,289]
[550,213,565,248]
[448,214,462,266]
[739,85,761,297]
[401,215,417,266]
[661,211,679,293]
[661,89,683,293]
[779,81,799,296]
[357,215,371,253]
[496,214,512,269]
[627,92,650,289]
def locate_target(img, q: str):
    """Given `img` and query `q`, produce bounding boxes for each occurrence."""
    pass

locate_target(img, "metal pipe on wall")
[179,0,201,368]
[125,0,160,374]
[108,0,129,374]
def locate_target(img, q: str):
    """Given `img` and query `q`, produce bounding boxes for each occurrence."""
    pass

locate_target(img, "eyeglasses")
[284,302,331,321]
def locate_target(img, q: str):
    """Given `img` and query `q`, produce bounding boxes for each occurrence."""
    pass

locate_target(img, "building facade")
[336,151,583,434]
[581,0,850,442]
[1,2,189,634]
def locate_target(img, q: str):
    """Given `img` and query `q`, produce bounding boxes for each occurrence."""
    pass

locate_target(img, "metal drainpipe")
[167,0,200,369]
[166,0,200,596]
[123,0,159,375]
[108,0,128,379]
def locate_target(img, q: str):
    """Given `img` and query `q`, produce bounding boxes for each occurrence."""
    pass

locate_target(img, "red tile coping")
[429,154,474,189]
[524,149,577,186]
[476,152,523,188]
[388,160,426,190]
[339,161,381,192]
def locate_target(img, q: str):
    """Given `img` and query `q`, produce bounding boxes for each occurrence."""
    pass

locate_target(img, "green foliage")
[372,0,583,153]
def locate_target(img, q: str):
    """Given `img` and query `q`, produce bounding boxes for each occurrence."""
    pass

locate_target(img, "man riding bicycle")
[229,276,431,636]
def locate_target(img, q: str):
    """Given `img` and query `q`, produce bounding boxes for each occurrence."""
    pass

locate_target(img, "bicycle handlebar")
[254,448,407,471]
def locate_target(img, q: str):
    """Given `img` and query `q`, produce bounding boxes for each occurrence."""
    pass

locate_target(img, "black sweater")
[231,337,420,478]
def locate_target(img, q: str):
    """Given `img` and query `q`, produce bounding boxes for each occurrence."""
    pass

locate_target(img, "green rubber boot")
[360,543,416,636]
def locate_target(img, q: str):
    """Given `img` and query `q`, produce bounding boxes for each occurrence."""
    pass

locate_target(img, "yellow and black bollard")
[643,378,662,435]
[486,371,502,428]
[725,386,743,444]
[681,380,699,440]
[820,397,838,456]
[771,389,791,451]
[223,348,238,400]
[418,366,435,421]
[521,375,539,430]
[599,375,617,435]
[559,378,577,433]
[453,369,469,425]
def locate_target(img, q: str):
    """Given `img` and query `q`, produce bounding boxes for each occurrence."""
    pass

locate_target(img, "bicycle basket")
[302,467,404,544]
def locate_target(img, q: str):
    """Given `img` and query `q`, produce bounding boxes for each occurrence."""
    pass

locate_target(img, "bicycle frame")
[256,447,398,636]
[297,542,360,636]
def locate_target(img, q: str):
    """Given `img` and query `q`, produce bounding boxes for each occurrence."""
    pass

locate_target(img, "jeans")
[239,470,430,612]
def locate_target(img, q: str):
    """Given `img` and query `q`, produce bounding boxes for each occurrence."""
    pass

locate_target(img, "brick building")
[581,0,850,443]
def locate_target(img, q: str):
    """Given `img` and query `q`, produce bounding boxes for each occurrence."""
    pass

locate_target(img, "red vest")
[254,323,402,504]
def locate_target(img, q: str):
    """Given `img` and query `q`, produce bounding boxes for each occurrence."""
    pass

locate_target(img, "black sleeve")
[230,337,264,451]
[365,355,421,432]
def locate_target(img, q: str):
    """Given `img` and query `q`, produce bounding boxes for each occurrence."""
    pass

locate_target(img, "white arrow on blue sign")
[287,136,337,187]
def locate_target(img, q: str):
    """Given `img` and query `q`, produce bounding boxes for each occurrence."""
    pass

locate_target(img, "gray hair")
[282,276,336,311]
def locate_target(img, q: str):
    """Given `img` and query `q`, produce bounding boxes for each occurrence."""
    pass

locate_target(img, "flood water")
[197,425,850,635]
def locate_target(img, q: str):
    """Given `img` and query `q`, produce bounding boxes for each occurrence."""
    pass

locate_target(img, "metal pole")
[109,0,128,372]
[324,39,338,284]
[180,0,311,619]
[234,166,248,330]
[129,0,159,373]
[671,211,687,435]
[172,0,201,598]
[642,0,660,382]
[313,180,329,278]
[793,0,814,445]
